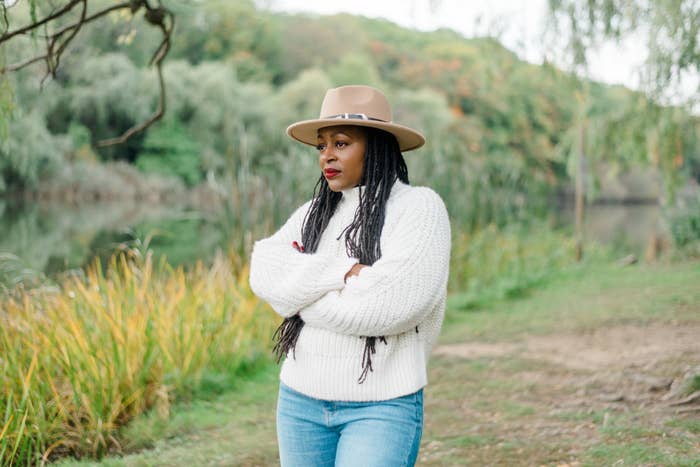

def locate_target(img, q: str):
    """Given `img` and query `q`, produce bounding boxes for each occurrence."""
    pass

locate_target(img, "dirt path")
[436,321,700,371]
[423,321,700,465]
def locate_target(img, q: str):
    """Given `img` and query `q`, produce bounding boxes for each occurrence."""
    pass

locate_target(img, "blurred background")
[0,0,698,286]
[1,1,699,464]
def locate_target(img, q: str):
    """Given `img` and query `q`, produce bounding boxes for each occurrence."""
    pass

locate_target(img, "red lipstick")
[324,168,341,179]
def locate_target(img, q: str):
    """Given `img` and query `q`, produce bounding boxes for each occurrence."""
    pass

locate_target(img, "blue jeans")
[276,383,423,467]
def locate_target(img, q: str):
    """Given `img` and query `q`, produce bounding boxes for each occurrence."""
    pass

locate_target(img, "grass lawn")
[57,259,700,466]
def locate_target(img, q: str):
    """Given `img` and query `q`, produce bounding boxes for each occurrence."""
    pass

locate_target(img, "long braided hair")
[272,126,409,383]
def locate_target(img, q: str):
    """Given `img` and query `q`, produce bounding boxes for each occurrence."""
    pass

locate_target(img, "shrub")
[667,193,700,257]
[448,222,577,309]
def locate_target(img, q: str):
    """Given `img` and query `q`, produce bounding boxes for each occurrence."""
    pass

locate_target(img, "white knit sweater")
[249,180,451,401]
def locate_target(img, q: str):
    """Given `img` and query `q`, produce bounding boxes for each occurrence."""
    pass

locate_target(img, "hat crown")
[319,85,392,122]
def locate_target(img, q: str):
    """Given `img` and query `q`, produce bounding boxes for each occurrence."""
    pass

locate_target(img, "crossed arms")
[249,189,451,338]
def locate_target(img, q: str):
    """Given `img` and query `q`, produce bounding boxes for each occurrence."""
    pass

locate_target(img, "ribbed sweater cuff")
[318,255,358,294]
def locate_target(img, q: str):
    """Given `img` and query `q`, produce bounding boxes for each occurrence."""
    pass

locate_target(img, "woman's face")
[316,125,367,192]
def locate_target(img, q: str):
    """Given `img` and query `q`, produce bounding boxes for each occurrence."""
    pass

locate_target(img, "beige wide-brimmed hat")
[286,85,425,152]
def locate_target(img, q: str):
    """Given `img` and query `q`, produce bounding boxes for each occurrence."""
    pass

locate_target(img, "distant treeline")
[1,0,698,225]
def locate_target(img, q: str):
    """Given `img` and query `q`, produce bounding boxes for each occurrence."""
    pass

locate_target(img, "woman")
[249,85,451,466]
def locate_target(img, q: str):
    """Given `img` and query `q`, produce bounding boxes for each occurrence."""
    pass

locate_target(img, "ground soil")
[424,321,700,465]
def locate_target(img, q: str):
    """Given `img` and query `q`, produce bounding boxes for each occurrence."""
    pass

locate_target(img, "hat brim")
[286,118,425,152]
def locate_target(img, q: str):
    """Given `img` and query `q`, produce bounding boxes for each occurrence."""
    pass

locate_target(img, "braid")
[271,178,340,363]
[301,176,342,253]
[343,127,408,265]
[272,127,410,384]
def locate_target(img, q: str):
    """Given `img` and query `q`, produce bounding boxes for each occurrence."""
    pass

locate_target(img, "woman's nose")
[319,147,336,164]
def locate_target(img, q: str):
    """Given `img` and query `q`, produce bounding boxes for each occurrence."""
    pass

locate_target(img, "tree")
[0,0,174,145]
[547,0,700,260]
[546,0,699,106]
[547,0,699,193]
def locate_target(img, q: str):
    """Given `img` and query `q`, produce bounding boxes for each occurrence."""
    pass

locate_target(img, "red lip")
[324,168,341,178]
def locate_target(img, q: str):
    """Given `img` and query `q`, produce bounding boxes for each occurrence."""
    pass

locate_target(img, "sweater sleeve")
[299,188,451,337]
[249,201,358,318]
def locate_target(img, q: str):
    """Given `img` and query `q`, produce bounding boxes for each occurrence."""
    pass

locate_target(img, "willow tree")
[547,0,699,260]
[547,0,699,103]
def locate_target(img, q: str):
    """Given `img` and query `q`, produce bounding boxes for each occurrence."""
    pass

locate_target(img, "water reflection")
[0,198,668,278]
[554,202,668,255]
[0,199,227,277]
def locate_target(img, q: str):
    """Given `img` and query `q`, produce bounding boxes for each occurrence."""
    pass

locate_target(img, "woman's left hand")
[344,263,367,283]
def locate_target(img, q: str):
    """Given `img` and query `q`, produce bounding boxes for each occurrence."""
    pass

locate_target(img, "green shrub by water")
[448,222,579,309]
[668,193,700,257]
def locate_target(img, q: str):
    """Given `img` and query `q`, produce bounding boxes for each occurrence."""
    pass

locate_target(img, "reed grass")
[0,247,277,465]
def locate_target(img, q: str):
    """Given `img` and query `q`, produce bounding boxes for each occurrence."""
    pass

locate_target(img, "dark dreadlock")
[271,127,409,383]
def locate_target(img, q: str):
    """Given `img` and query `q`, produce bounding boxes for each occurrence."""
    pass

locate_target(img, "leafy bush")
[135,120,203,186]
[668,193,700,256]
[0,109,68,192]
[448,222,578,309]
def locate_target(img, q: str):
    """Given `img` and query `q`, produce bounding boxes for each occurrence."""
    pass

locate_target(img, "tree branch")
[97,5,173,146]
[97,59,166,147]
[0,0,82,42]
[44,0,87,78]
[3,53,47,72]
[1,0,174,146]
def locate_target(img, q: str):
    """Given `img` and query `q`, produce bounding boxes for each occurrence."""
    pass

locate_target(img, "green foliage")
[547,0,700,103]
[0,109,68,192]
[135,120,202,186]
[167,0,283,80]
[67,122,91,149]
[690,374,700,393]
[2,1,698,217]
[448,222,578,309]
[49,53,154,162]
[0,252,45,293]
[275,13,367,81]
[668,193,700,256]
[0,53,13,140]
[28,0,36,25]
[327,53,384,88]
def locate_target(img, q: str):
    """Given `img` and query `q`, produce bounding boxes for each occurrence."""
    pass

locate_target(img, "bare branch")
[49,0,87,76]
[3,53,47,72]
[1,0,173,146]
[0,0,82,43]
[97,59,166,146]
[1,5,9,32]
[97,5,174,146]
[0,1,133,74]
[52,1,131,37]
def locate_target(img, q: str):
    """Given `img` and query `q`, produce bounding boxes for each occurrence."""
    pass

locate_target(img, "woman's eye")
[316,143,326,151]
[335,141,347,148]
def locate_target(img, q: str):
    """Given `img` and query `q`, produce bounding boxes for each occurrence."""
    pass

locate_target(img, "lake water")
[0,199,229,277]
[0,197,669,280]
[555,201,669,255]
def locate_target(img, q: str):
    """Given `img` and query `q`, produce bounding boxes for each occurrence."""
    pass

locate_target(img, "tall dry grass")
[0,248,277,465]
